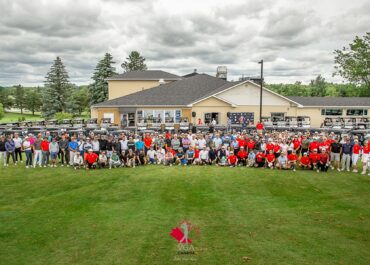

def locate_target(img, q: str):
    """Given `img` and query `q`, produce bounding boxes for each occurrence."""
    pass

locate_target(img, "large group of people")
[0,129,369,175]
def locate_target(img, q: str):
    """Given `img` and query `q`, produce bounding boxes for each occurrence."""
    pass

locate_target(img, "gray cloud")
[0,0,368,86]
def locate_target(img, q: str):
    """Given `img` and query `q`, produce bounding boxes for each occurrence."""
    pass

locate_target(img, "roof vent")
[216,66,227,80]
[159,78,165,85]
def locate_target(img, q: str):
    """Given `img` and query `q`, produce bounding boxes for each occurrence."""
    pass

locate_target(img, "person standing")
[68,136,78,167]
[13,133,23,163]
[351,139,362,173]
[5,136,16,166]
[361,140,369,175]
[341,138,352,172]
[329,137,342,172]
[33,134,43,168]
[41,137,50,167]
[0,135,6,166]
[59,134,69,166]
[49,138,59,167]
[22,136,33,168]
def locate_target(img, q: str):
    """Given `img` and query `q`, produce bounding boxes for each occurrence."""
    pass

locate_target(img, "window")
[321,109,343,116]
[271,112,285,120]
[346,109,368,116]
[137,109,181,123]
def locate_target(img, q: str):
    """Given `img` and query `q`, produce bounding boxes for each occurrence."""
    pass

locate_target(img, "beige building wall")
[92,107,120,124]
[108,80,171,100]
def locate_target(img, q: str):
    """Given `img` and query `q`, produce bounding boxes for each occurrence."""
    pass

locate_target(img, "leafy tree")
[0,103,4,120]
[73,86,90,115]
[0,86,14,109]
[25,89,42,115]
[309,75,326,96]
[334,32,370,88]
[121,51,147,72]
[42,57,71,118]
[14,84,26,114]
[54,112,73,121]
[89,53,116,104]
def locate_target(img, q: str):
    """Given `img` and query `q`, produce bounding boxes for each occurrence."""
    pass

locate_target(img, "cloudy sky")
[0,0,369,86]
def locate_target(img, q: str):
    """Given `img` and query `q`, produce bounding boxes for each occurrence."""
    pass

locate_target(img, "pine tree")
[14,85,26,114]
[42,57,71,118]
[121,51,147,72]
[89,53,116,104]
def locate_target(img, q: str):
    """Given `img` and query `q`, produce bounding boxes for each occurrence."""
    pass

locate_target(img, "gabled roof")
[106,70,181,81]
[287,96,370,107]
[93,74,235,107]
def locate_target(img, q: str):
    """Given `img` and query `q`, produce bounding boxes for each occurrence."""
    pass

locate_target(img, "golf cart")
[73,118,85,128]
[285,116,298,128]
[86,118,99,130]
[297,116,311,128]
[355,117,368,129]
[323,117,333,128]
[45,119,59,129]
[332,117,344,129]
[343,117,356,129]
[261,116,273,128]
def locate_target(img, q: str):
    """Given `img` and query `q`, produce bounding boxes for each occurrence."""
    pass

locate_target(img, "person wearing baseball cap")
[85,148,98,170]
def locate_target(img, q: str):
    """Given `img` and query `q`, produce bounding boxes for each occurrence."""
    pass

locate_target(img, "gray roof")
[106,70,181,81]
[93,74,236,107]
[288,96,370,107]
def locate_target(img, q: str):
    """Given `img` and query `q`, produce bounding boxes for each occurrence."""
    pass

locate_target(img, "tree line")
[0,32,368,120]
[0,51,147,120]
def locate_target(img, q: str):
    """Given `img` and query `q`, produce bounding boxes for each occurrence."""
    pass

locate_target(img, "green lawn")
[1,112,41,122]
[0,165,369,265]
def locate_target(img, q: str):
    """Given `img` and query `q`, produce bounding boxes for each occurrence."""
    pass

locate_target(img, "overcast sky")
[0,0,369,86]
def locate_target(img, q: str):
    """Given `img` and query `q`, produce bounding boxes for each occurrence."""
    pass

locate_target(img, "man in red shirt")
[299,152,310,169]
[361,140,369,175]
[309,139,319,152]
[352,139,362,173]
[144,134,152,154]
[255,151,265,168]
[228,151,238,167]
[266,150,275,169]
[85,149,98,170]
[309,149,320,170]
[237,146,247,166]
[266,139,274,155]
[317,148,330,172]
[41,137,50,167]
[288,150,298,172]
[256,121,264,134]
[237,136,247,150]
[247,139,255,152]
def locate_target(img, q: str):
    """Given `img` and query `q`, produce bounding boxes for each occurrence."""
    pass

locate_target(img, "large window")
[321,109,343,116]
[137,109,182,123]
[346,109,368,116]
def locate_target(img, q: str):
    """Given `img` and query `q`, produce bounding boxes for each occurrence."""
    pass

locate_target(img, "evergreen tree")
[42,57,71,118]
[25,89,42,115]
[121,51,147,72]
[89,53,116,104]
[0,103,4,120]
[14,84,26,114]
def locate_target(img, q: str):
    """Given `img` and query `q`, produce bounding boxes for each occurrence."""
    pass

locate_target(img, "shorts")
[330,153,340,162]
[361,154,368,163]
[50,152,58,159]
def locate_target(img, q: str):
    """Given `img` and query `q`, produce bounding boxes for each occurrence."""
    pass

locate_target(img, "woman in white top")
[22,136,32,168]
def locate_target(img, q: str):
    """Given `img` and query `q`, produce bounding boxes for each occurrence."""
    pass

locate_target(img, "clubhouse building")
[91,70,370,128]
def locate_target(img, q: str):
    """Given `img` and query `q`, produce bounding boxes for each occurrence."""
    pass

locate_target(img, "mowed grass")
[0,165,369,265]
[1,112,41,122]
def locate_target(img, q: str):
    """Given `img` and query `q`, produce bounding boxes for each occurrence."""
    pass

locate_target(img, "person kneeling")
[228,151,238,167]
[266,150,275,169]
[73,152,84,170]
[164,149,174,166]
[85,149,98,170]
[317,148,330,172]
[276,152,288,170]
[299,152,310,169]
[98,151,108,169]
[288,150,298,172]
[109,151,121,169]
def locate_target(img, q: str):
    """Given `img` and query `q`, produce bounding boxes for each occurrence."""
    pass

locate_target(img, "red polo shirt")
[300,156,310,165]
[41,141,50,151]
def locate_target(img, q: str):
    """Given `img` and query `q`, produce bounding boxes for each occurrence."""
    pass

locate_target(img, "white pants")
[69,151,76,166]
[352,154,359,166]
[362,154,368,163]
[341,154,351,170]
[0,151,6,165]
[33,150,42,167]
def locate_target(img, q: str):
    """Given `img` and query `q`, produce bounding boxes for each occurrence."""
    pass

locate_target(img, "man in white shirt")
[197,135,206,149]
[13,133,23,163]
[120,136,128,153]
[213,134,222,150]
[146,146,156,164]
[155,147,165,164]
[91,136,100,154]
[199,146,209,165]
